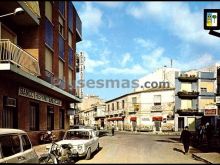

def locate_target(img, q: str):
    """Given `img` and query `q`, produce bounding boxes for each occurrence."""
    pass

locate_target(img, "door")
[154,121,161,131]
[2,107,18,128]
[178,117,184,131]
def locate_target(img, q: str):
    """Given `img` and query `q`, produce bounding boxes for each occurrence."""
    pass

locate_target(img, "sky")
[73,1,220,101]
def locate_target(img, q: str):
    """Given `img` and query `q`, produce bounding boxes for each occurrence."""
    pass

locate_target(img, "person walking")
[198,124,205,145]
[205,122,213,148]
[180,126,192,155]
[111,123,115,136]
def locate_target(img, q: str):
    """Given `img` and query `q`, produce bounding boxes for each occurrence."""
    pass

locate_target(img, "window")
[2,105,16,128]
[59,109,64,129]
[21,135,31,151]
[1,23,17,44]
[0,135,21,158]
[45,46,53,73]
[58,60,64,80]
[47,106,54,130]
[117,102,119,110]
[59,1,65,16]
[68,31,72,48]
[181,100,192,109]
[68,68,73,86]
[45,1,52,22]
[108,104,110,111]
[181,82,192,92]
[154,95,161,105]
[68,48,73,67]
[112,103,114,110]
[45,18,53,49]
[29,103,39,131]
[201,88,207,92]
[132,97,137,104]
[122,100,125,109]
[59,16,64,37]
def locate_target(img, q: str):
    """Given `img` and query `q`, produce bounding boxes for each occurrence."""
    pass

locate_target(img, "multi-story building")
[0,1,82,145]
[78,95,105,126]
[105,88,175,132]
[174,70,216,131]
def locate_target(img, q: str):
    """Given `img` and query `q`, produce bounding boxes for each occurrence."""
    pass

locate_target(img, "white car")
[0,129,39,163]
[56,129,100,160]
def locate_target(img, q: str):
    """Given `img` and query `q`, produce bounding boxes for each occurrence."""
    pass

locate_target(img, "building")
[0,1,82,145]
[174,70,216,131]
[105,88,175,132]
[78,95,105,126]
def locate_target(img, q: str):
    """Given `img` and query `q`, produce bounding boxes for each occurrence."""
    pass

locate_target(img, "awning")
[107,117,124,121]
[152,116,163,121]
[130,116,137,121]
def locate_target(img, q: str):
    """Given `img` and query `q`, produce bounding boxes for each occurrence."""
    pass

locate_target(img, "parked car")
[0,129,39,163]
[56,129,100,160]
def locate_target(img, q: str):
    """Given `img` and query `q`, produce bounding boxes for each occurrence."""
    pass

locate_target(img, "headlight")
[77,145,83,150]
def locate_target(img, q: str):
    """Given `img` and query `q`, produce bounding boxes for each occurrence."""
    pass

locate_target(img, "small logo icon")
[204,9,220,30]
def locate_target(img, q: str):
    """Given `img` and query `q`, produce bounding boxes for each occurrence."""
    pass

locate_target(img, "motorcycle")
[39,131,54,144]
[39,140,77,164]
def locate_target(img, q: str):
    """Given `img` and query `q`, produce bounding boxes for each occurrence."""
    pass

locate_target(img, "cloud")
[121,53,133,67]
[102,64,147,75]
[96,2,124,8]
[127,2,220,47]
[84,52,109,73]
[79,2,103,33]
[134,38,155,50]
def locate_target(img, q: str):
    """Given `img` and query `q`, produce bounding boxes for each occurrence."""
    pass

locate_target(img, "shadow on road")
[155,139,178,143]
[173,147,185,155]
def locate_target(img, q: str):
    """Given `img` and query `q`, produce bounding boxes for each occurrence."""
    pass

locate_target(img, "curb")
[192,154,212,164]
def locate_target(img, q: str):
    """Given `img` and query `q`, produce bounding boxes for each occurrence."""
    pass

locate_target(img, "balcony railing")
[178,74,198,82]
[0,39,40,76]
[177,108,203,116]
[177,91,199,99]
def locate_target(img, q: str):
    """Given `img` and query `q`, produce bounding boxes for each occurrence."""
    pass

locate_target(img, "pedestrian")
[198,124,205,145]
[205,122,213,148]
[180,126,192,155]
[111,123,115,136]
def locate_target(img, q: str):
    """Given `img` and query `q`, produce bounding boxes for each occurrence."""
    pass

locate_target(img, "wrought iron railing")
[0,39,40,76]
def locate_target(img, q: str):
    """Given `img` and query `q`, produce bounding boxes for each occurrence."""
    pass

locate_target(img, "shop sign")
[204,109,217,116]
[18,87,62,106]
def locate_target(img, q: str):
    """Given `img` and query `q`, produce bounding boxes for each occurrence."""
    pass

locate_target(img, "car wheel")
[85,148,91,160]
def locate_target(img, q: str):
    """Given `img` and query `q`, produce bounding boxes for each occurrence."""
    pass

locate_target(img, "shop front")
[0,68,80,145]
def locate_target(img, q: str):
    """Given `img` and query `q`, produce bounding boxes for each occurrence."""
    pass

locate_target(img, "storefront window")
[29,102,39,131]
[47,106,54,130]
[59,109,64,129]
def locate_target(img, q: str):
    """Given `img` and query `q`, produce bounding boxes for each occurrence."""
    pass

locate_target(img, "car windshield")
[64,131,90,140]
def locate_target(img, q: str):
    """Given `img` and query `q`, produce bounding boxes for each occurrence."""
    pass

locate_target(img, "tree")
[212,14,217,23]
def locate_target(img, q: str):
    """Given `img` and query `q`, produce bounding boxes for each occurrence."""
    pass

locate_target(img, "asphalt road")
[76,132,204,164]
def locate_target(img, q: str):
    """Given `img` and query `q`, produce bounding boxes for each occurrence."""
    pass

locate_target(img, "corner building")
[0,1,82,145]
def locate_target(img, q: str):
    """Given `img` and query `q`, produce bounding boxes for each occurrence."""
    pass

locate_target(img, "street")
[74,132,204,164]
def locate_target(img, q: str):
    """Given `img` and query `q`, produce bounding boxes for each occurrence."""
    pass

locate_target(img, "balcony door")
[0,23,17,44]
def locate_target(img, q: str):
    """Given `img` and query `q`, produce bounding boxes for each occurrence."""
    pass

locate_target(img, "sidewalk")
[192,153,220,164]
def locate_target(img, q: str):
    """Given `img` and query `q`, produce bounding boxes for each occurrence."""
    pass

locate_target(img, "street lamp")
[0,7,24,18]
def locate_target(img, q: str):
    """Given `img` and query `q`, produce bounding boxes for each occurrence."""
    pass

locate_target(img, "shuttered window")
[45,47,53,73]
[181,83,192,92]
[59,60,64,80]
[181,100,192,109]
[45,1,52,22]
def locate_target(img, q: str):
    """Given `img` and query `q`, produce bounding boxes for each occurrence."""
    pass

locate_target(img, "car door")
[90,131,98,152]
[20,134,39,163]
[0,134,24,163]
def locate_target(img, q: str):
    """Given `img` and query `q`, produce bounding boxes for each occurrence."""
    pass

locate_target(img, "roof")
[106,88,175,103]
[0,128,26,135]
[67,128,94,132]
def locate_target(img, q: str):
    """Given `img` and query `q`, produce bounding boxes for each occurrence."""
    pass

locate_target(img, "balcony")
[151,105,162,112]
[178,74,198,82]
[177,91,199,99]
[177,109,203,116]
[0,39,40,76]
